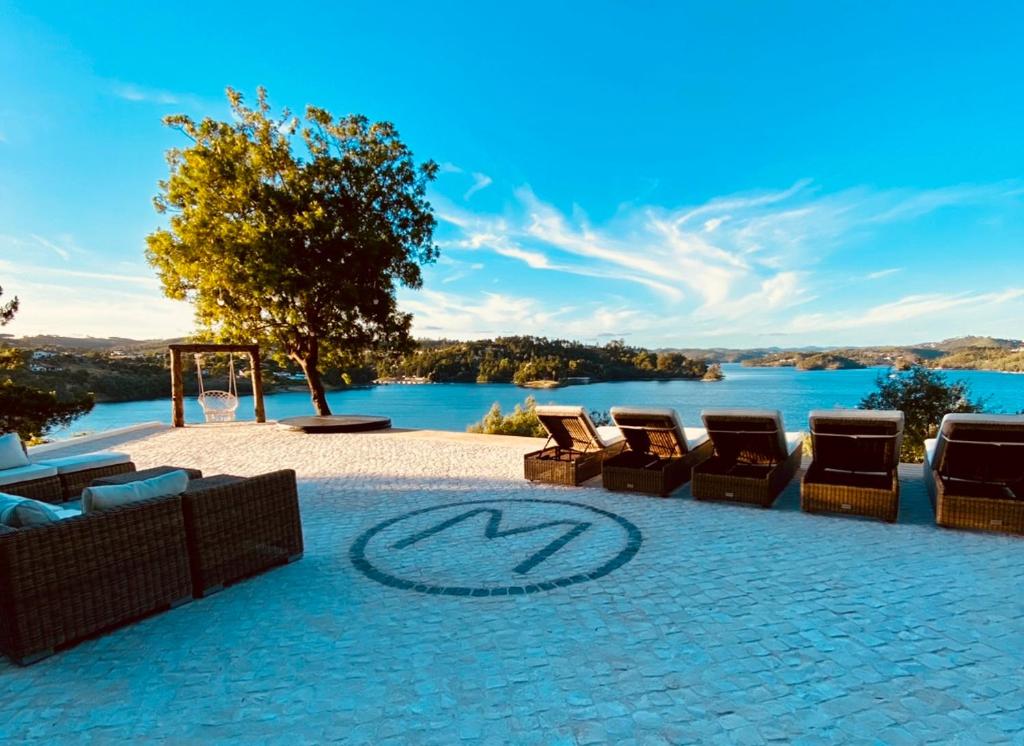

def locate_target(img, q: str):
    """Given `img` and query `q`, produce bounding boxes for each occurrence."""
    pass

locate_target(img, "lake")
[53,364,1024,438]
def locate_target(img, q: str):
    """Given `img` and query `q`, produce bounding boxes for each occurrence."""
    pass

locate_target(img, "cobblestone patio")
[3,423,1022,743]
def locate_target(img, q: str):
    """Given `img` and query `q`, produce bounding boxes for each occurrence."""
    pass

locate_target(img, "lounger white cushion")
[0,463,59,488]
[808,409,904,429]
[595,426,625,448]
[0,433,29,470]
[927,412,1024,477]
[610,406,709,453]
[535,405,624,449]
[924,438,938,469]
[700,408,804,458]
[35,451,131,475]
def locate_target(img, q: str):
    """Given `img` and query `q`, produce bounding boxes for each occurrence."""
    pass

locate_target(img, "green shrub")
[468,395,546,437]
[860,365,984,462]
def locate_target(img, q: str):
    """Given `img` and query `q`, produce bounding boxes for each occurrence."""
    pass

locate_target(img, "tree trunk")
[295,343,331,416]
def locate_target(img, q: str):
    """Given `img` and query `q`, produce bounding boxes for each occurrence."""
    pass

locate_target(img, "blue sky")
[1,1,1022,347]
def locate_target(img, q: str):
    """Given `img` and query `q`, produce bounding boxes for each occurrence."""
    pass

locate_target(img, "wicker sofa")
[0,495,193,665]
[0,435,136,503]
[0,468,304,665]
[181,470,304,597]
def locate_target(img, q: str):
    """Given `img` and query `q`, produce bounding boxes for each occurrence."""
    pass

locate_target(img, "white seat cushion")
[595,426,624,448]
[0,433,29,470]
[701,408,790,458]
[683,427,710,451]
[808,409,904,430]
[785,432,807,454]
[81,469,189,514]
[35,451,131,475]
[611,406,701,453]
[924,438,937,468]
[0,463,59,488]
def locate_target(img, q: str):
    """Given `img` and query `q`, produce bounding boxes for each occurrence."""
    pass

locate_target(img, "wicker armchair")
[0,495,192,665]
[924,414,1024,535]
[801,409,904,522]
[181,470,304,597]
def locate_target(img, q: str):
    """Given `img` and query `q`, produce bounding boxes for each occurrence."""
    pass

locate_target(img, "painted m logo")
[392,508,592,575]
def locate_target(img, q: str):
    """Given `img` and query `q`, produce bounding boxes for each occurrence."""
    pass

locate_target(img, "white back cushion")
[0,433,29,471]
[81,469,189,514]
[0,492,64,527]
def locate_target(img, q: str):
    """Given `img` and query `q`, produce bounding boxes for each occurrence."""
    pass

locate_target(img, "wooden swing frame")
[169,343,266,427]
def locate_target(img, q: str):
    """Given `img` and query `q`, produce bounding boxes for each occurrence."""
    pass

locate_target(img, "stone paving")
[3,423,1023,744]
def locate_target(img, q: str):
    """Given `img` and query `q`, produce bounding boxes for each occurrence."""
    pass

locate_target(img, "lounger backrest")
[610,407,688,458]
[932,413,1024,484]
[701,408,788,465]
[535,405,602,452]
[808,409,904,473]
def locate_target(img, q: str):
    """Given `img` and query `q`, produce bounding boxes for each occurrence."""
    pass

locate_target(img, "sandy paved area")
[2,423,1022,744]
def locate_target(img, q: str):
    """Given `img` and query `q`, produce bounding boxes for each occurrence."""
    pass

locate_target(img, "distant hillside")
[743,352,866,370]
[11,335,185,353]
[919,336,1022,352]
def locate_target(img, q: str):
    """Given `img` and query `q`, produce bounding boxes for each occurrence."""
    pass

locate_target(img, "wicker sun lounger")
[801,409,904,522]
[603,407,714,496]
[524,406,625,486]
[924,413,1024,535]
[692,408,805,508]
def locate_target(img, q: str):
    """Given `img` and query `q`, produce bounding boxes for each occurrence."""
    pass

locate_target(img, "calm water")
[54,364,1024,438]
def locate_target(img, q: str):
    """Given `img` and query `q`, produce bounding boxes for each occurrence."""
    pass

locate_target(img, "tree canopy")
[146,87,438,414]
[0,285,94,441]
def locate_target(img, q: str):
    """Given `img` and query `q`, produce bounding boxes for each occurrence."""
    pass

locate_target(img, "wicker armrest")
[0,495,193,665]
[180,469,304,597]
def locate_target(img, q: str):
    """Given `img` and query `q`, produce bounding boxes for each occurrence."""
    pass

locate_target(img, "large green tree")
[146,88,438,415]
[0,285,94,440]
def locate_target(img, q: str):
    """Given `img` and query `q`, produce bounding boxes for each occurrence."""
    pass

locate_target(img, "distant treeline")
[385,337,708,384]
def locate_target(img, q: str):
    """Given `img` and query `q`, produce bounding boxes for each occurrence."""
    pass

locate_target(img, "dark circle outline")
[349,498,642,596]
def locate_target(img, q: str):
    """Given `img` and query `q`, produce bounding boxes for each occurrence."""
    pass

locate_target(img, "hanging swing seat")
[198,390,239,422]
[195,353,240,423]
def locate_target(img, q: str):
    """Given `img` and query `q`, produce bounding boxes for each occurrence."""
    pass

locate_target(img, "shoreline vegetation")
[0,333,1020,405]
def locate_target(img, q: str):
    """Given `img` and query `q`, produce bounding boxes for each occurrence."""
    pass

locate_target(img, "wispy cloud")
[30,234,73,261]
[464,172,493,200]
[865,268,902,280]
[789,289,1024,333]
[425,175,1024,343]
[109,81,196,107]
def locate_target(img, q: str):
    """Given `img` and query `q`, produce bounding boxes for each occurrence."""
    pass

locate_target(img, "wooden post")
[170,348,185,427]
[249,349,266,423]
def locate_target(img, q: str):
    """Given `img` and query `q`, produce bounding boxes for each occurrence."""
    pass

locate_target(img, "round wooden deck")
[277,415,392,433]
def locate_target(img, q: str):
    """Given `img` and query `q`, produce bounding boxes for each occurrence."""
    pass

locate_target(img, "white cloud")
[865,268,902,280]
